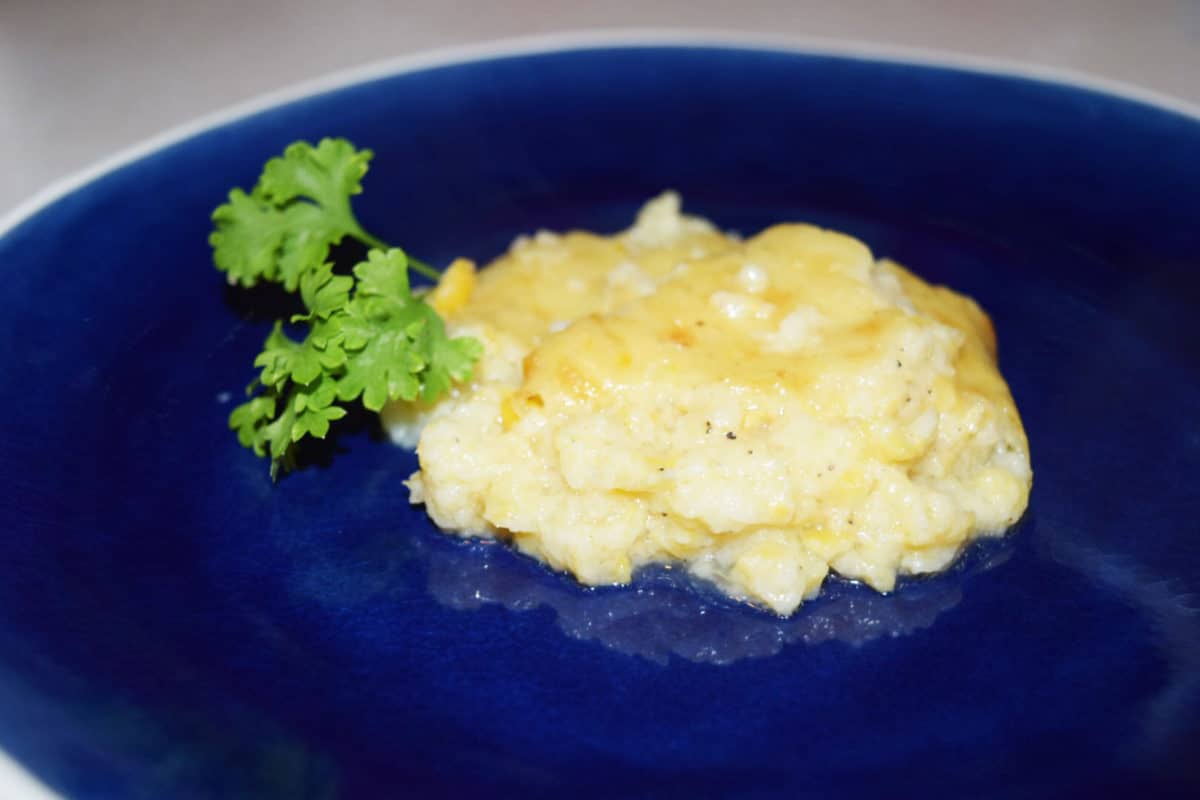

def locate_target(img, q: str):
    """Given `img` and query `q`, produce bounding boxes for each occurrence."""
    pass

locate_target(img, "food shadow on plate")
[220,279,302,325]
[219,239,392,322]
[415,526,1018,666]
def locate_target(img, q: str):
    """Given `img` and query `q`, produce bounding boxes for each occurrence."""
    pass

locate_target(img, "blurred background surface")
[2,0,1198,217]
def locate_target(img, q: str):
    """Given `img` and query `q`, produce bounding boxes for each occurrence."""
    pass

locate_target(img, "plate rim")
[3,27,1200,241]
[3,28,1199,800]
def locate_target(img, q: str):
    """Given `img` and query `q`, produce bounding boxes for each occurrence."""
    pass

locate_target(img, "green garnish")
[212,138,482,477]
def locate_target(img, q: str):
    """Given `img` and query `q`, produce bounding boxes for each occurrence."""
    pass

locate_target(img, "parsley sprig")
[212,138,481,477]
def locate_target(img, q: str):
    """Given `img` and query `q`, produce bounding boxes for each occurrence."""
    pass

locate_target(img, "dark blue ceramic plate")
[2,36,1198,799]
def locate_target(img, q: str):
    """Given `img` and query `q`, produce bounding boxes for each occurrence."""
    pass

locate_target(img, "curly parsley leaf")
[229,394,276,453]
[216,140,483,477]
[224,248,480,477]
[251,321,326,388]
[353,245,412,301]
[287,374,348,442]
[209,189,295,287]
[419,317,484,402]
[258,138,372,211]
[210,138,380,290]
[332,250,480,411]
[296,262,353,323]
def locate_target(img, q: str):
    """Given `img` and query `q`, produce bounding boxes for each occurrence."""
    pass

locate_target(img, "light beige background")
[1,0,1198,218]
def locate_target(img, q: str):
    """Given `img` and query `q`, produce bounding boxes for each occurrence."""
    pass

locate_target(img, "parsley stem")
[405,257,442,282]
[355,229,442,282]
[355,228,388,250]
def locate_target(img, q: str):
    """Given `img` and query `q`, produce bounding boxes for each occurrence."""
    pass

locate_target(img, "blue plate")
[1,38,1198,798]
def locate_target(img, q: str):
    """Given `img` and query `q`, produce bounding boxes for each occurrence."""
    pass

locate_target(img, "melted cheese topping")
[389,194,1031,615]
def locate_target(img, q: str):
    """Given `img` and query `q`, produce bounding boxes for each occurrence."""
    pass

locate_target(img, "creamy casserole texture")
[386,195,1031,614]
